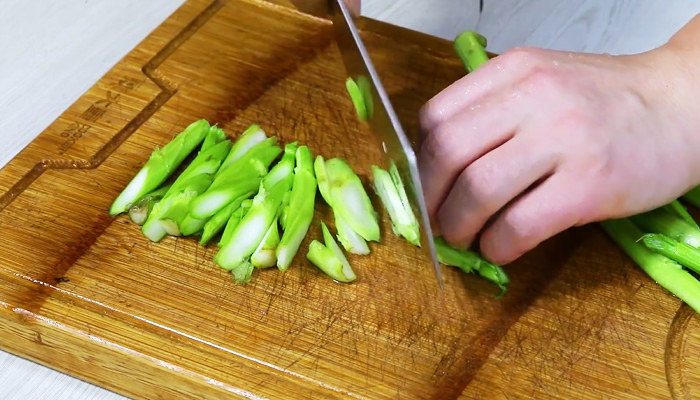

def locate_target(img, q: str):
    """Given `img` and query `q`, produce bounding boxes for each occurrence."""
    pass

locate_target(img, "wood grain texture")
[0,0,697,399]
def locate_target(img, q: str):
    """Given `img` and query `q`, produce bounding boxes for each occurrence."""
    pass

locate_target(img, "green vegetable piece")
[602,218,700,314]
[682,185,700,209]
[664,199,699,229]
[199,192,254,245]
[371,164,420,246]
[263,142,297,190]
[127,184,172,225]
[277,146,318,270]
[345,77,367,121]
[641,233,700,275]
[631,207,700,248]
[454,30,489,73]
[201,125,227,151]
[231,260,255,285]
[142,138,231,242]
[314,155,332,203]
[323,157,380,242]
[251,217,281,268]
[320,221,356,281]
[218,200,252,247]
[110,119,210,215]
[434,236,508,296]
[334,211,369,255]
[215,180,291,271]
[306,222,356,282]
[356,76,374,120]
[189,137,281,219]
[220,124,267,171]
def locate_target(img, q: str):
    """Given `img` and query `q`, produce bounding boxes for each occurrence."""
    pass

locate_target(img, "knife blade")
[289,0,443,287]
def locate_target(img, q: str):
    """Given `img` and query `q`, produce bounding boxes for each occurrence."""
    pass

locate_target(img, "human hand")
[418,36,700,264]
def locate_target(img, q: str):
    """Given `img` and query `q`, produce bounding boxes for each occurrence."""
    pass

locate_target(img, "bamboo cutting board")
[0,1,697,398]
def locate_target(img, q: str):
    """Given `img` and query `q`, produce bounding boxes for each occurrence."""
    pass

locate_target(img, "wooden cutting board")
[0,0,697,398]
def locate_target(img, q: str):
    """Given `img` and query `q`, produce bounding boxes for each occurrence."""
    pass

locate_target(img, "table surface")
[1,1,697,399]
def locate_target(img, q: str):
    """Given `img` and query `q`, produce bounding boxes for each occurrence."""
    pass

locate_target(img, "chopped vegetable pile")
[109,117,507,292]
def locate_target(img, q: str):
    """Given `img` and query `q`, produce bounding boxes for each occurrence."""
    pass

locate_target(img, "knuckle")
[419,101,441,130]
[459,163,497,206]
[498,46,542,70]
[500,207,536,246]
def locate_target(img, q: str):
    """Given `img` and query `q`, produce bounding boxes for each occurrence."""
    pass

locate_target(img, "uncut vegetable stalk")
[188,136,281,219]
[602,218,700,314]
[640,233,700,275]
[454,30,489,73]
[110,119,210,215]
[631,207,700,248]
[682,185,700,209]
[142,130,230,242]
[307,222,356,282]
[277,145,317,271]
[434,237,509,296]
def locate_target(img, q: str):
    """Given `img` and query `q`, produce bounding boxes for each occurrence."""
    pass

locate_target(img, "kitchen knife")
[289,0,443,287]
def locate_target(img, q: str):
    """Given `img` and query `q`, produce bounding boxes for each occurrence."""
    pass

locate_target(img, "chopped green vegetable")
[110,119,210,215]
[220,124,267,170]
[189,137,281,219]
[371,164,420,246]
[434,236,508,296]
[251,217,281,268]
[218,199,252,247]
[277,146,317,270]
[602,218,700,314]
[356,76,374,120]
[334,212,369,255]
[314,154,331,203]
[641,233,700,275]
[454,30,489,73]
[631,207,700,248]
[345,77,367,121]
[199,192,254,245]
[142,137,231,242]
[306,222,356,282]
[263,142,297,190]
[231,260,255,285]
[321,156,380,242]
[215,180,291,272]
[127,184,172,225]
